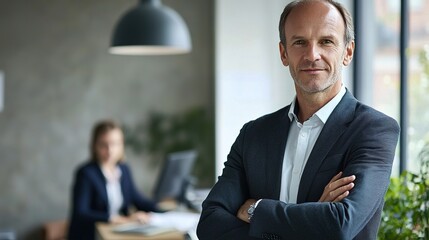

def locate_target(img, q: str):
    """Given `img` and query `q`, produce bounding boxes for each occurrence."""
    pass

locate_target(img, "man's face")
[279,1,354,95]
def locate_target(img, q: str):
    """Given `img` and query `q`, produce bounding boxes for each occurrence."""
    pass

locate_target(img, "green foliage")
[378,145,429,240]
[378,39,429,240]
[123,107,215,188]
[419,45,429,80]
[409,47,429,171]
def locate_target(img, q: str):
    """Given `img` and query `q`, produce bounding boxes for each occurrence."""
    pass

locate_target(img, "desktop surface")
[96,223,184,240]
[96,211,200,240]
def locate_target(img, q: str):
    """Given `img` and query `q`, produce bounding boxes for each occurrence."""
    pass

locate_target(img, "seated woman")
[68,120,160,240]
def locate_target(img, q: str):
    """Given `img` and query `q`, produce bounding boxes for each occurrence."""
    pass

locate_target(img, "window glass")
[373,0,400,174]
[408,0,429,172]
[374,0,429,174]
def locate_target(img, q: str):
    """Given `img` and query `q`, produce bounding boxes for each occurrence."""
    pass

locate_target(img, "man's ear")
[343,41,355,66]
[279,42,289,66]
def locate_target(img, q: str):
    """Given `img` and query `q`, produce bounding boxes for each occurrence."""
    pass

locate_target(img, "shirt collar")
[288,98,299,122]
[288,85,346,124]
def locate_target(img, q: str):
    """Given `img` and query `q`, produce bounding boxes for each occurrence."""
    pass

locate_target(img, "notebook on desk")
[111,222,178,236]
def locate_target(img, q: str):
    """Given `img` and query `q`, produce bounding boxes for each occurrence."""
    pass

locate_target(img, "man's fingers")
[333,190,350,202]
[326,175,356,191]
[320,174,356,202]
[329,182,355,201]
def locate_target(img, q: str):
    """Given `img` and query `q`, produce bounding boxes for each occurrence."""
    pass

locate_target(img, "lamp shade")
[109,0,192,55]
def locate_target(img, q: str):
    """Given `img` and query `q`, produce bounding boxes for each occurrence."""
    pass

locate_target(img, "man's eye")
[293,40,305,45]
[321,39,334,45]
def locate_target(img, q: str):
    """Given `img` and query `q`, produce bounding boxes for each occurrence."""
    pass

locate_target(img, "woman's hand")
[130,211,152,224]
[318,172,355,202]
[110,211,152,224]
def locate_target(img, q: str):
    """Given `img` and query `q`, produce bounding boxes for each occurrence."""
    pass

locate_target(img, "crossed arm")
[198,150,392,239]
[236,172,356,223]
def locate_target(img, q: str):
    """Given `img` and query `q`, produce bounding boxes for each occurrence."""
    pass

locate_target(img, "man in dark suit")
[197,1,400,239]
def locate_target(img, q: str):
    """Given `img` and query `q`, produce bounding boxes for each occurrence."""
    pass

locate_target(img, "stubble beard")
[292,62,343,95]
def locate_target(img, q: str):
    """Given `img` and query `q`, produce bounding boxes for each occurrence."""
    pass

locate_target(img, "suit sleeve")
[122,165,160,212]
[197,122,260,240]
[198,115,399,240]
[71,168,110,224]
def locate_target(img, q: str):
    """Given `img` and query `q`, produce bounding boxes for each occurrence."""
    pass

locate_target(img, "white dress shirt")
[279,86,346,203]
[102,166,124,217]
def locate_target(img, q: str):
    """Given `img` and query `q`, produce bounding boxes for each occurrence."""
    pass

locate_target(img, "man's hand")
[236,199,256,223]
[319,172,355,202]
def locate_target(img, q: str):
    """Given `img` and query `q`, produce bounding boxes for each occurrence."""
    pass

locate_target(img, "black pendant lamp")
[109,0,192,55]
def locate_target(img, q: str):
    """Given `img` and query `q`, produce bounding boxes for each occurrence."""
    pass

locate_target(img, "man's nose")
[304,43,321,62]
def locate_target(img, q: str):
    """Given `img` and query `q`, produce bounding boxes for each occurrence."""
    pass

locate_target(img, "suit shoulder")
[356,102,398,123]
[352,103,400,139]
[74,161,98,176]
[245,106,290,128]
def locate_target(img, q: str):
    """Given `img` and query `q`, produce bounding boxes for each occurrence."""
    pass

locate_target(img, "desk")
[96,223,185,240]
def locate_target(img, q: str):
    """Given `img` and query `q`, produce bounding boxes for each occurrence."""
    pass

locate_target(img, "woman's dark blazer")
[67,161,159,240]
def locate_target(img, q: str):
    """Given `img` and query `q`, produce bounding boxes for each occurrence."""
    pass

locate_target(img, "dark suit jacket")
[197,91,400,240]
[68,161,159,240]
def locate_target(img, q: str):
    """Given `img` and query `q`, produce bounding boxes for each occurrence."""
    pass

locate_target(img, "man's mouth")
[301,68,325,74]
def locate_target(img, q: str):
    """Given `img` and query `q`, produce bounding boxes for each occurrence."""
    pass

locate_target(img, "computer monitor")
[152,150,197,206]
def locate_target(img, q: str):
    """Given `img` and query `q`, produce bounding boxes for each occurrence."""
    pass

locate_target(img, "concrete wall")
[0,0,214,239]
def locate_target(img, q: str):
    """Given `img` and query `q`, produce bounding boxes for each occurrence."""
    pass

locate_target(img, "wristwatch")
[247,203,256,221]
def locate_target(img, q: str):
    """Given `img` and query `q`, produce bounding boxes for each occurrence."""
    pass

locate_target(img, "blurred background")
[0,0,214,239]
[0,0,428,239]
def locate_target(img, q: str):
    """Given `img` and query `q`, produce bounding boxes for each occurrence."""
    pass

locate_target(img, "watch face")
[248,205,255,215]
[247,204,256,220]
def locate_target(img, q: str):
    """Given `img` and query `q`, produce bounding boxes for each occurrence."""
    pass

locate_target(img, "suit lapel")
[92,163,109,207]
[297,91,357,203]
[119,164,129,207]
[266,106,292,200]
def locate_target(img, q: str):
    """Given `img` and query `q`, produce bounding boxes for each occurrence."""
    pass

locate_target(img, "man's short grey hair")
[279,0,355,46]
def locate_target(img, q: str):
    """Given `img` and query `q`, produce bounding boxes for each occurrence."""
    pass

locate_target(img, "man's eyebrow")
[289,34,337,39]
[289,35,339,41]
[289,35,305,41]
[320,35,337,40]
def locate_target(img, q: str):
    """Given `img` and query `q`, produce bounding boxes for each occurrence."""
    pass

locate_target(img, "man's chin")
[295,78,338,94]
[298,84,333,94]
